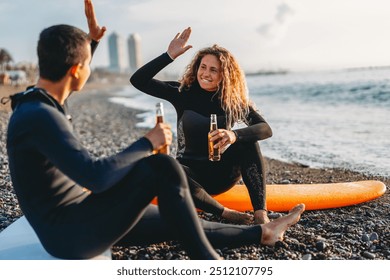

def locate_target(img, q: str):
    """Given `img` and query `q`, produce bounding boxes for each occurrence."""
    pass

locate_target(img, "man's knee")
[147,154,187,186]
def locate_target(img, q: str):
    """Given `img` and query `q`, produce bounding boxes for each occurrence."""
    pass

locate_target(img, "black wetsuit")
[130,53,272,215]
[6,58,261,260]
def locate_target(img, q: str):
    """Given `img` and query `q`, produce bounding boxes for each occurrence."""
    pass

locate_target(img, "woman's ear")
[70,64,81,79]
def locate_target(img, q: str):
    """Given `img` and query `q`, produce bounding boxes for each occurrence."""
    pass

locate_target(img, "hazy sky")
[1,0,390,73]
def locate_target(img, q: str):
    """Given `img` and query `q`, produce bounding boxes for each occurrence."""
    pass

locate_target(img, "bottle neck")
[210,123,217,131]
[156,102,164,123]
[210,114,218,131]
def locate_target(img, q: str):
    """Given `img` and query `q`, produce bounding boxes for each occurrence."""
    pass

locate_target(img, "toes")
[289,203,305,214]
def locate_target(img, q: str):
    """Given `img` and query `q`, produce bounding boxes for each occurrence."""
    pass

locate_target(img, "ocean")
[109,67,390,178]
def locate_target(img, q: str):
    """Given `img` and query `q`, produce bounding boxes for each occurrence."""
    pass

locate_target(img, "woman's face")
[197,54,222,92]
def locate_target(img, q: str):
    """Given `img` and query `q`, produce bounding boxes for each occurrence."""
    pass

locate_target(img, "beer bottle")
[208,114,221,161]
[155,102,169,155]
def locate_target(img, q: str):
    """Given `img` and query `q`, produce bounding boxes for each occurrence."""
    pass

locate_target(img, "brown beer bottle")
[208,114,221,161]
[155,102,170,155]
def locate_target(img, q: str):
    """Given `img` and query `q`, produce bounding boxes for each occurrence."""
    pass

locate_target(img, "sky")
[1,0,390,74]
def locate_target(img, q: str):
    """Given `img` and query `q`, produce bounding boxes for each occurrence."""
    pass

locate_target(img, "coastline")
[0,82,388,260]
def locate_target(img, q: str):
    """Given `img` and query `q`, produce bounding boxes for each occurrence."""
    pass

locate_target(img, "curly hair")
[178,45,251,128]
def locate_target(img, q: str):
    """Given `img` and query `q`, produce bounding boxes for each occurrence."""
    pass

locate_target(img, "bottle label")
[208,115,221,161]
[208,133,221,161]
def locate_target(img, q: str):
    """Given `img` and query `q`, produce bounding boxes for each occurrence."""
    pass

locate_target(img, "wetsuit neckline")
[23,87,72,122]
[191,81,221,103]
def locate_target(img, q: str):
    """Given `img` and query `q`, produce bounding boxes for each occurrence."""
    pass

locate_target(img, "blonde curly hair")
[178,44,251,128]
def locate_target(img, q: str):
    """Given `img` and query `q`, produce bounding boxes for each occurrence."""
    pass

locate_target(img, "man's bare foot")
[254,209,270,224]
[260,203,305,246]
[221,207,253,224]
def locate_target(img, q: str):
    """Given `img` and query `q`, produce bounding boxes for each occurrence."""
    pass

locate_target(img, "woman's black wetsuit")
[130,53,273,216]
[6,84,261,259]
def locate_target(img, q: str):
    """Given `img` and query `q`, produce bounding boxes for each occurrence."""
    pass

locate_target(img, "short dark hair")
[37,24,90,82]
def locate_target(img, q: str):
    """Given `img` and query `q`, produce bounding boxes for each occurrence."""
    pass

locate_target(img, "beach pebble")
[165,252,173,260]
[369,232,379,241]
[315,236,326,241]
[234,252,242,259]
[302,254,312,260]
[280,179,291,184]
[128,249,137,256]
[365,211,376,218]
[268,212,283,219]
[361,234,370,242]
[316,241,327,251]
[362,251,376,259]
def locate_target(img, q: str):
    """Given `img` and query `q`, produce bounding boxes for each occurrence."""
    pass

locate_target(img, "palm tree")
[0,48,13,72]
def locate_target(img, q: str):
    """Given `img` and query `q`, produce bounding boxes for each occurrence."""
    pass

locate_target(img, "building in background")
[108,32,125,73]
[127,33,142,74]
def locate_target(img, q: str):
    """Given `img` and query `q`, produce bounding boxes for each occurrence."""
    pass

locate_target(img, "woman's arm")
[233,107,273,142]
[210,107,272,153]
[130,52,180,101]
[130,27,193,101]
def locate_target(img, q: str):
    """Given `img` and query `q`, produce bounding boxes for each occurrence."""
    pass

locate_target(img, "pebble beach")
[0,82,389,260]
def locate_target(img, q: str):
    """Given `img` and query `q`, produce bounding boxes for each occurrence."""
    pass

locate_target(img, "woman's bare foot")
[221,207,253,224]
[254,209,270,224]
[260,203,305,246]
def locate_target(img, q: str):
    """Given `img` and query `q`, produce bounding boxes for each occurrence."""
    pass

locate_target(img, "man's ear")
[70,64,81,79]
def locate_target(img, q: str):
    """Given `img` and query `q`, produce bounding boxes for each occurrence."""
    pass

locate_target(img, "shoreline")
[0,82,389,260]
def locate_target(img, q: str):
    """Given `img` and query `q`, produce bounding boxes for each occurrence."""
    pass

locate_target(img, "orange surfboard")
[213,180,387,212]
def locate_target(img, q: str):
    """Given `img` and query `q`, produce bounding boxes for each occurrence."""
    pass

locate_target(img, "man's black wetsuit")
[130,53,272,215]
[6,59,260,259]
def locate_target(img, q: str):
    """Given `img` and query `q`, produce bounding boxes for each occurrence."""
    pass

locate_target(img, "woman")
[131,27,272,224]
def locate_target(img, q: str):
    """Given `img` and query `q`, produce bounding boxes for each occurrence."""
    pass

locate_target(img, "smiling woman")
[130,27,274,225]
[196,55,222,91]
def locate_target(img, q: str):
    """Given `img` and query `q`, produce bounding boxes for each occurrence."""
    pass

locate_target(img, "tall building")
[127,33,142,73]
[108,32,125,72]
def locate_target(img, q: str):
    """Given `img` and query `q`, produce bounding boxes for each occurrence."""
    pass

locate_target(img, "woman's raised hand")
[167,27,193,59]
[84,0,107,42]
